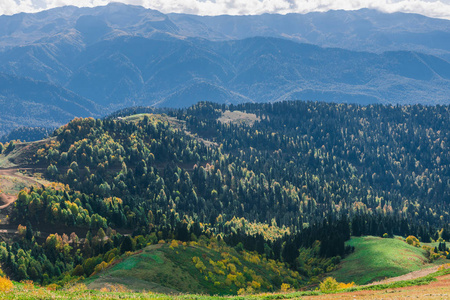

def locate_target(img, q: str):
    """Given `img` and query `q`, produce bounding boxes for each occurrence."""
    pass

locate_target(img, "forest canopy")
[1,100,449,292]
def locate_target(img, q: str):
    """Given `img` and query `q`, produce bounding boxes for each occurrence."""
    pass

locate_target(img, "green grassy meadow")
[331,236,428,285]
[84,241,302,295]
[84,244,202,294]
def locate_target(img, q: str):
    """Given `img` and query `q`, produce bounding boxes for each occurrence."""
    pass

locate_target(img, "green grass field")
[84,244,201,294]
[87,236,435,295]
[331,236,428,285]
[2,267,450,300]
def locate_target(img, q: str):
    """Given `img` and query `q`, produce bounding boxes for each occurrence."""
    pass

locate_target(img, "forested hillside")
[23,102,448,230]
[0,100,449,293]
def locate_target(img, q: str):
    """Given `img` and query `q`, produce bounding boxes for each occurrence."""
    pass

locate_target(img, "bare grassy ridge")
[123,113,218,147]
[0,169,50,207]
[217,110,260,127]
[0,140,52,210]
[0,138,55,168]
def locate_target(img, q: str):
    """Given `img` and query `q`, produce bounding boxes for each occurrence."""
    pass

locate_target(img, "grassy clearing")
[0,139,52,210]
[2,235,441,299]
[121,113,183,129]
[330,236,428,285]
[83,244,224,294]
[217,110,260,127]
[336,264,450,293]
[84,241,302,296]
[121,114,159,123]
[84,246,187,294]
[0,172,44,195]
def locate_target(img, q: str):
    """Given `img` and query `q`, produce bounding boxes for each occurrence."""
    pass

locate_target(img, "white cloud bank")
[1,0,450,19]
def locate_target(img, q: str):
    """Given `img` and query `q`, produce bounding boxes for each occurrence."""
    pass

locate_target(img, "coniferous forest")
[0,100,449,292]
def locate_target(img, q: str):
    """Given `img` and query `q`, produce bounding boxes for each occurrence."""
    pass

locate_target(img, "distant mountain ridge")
[0,3,449,137]
[3,35,448,107]
[1,4,449,57]
[170,8,450,60]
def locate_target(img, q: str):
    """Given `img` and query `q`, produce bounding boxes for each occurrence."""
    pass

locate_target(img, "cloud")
[1,0,450,19]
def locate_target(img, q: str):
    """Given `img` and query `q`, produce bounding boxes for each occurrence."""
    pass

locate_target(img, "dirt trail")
[304,274,450,299]
[0,167,44,184]
[0,193,16,209]
[365,264,441,286]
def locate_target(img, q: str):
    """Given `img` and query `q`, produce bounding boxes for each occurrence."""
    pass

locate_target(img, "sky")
[1,0,450,19]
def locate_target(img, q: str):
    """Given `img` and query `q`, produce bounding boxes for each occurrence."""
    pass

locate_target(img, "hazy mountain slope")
[0,126,53,143]
[0,4,448,110]
[169,9,450,60]
[0,42,79,85]
[0,73,99,137]
[0,3,449,136]
[4,35,449,109]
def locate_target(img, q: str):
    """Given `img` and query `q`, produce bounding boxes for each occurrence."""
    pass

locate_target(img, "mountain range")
[0,2,449,137]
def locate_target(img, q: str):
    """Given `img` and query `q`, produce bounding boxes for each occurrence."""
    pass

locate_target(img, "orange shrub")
[0,277,13,292]
[338,282,355,289]
[438,263,450,271]
[20,280,34,291]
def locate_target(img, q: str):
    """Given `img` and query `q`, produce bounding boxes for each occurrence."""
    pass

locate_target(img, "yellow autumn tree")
[406,235,420,247]
[319,277,339,292]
